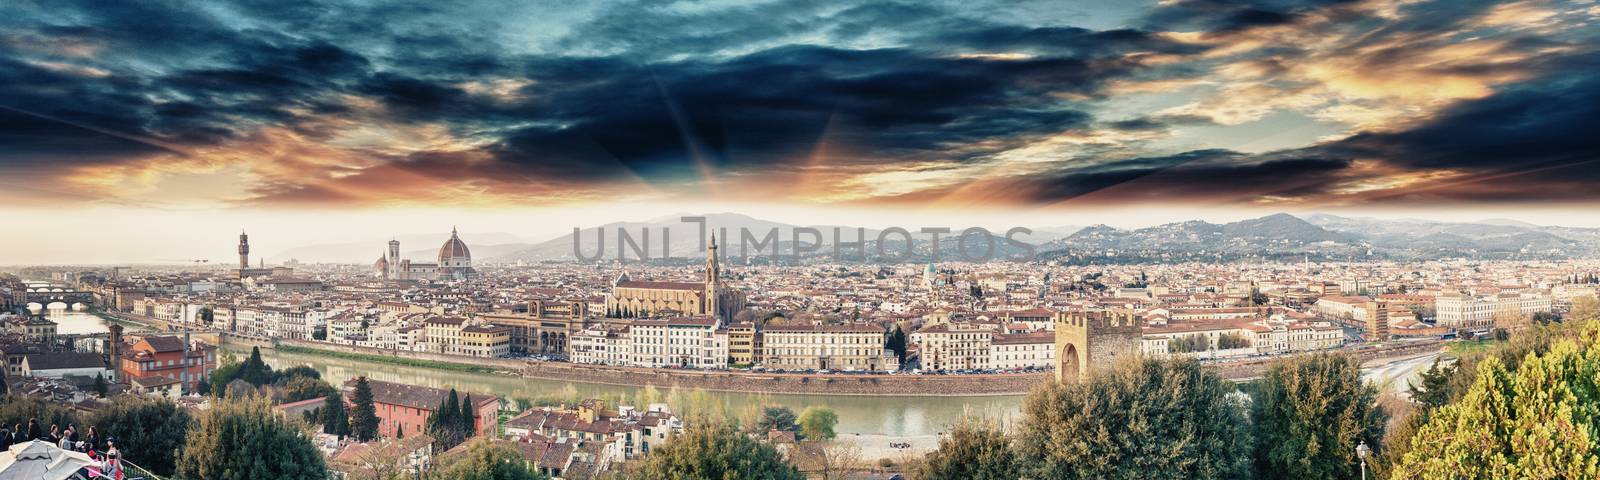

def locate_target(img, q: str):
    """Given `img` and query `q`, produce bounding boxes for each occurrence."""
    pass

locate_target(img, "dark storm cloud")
[482,45,1108,183]
[1,0,1596,207]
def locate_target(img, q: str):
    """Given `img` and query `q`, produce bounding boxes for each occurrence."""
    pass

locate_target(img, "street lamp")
[1356,440,1371,480]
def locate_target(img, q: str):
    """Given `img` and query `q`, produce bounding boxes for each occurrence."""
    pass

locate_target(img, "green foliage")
[0,394,79,436]
[886,324,908,363]
[1251,353,1387,480]
[630,423,802,480]
[210,362,243,397]
[756,406,797,433]
[429,438,547,480]
[174,397,328,480]
[274,365,323,382]
[91,396,193,475]
[240,346,272,385]
[1408,358,1456,410]
[92,373,109,396]
[1167,334,1210,353]
[322,393,350,438]
[428,388,473,451]
[1391,322,1600,478]
[460,394,479,437]
[798,406,838,441]
[349,376,380,442]
[1217,332,1251,349]
[280,376,338,404]
[1531,311,1561,324]
[916,418,1018,480]
[1016,357,1253,480]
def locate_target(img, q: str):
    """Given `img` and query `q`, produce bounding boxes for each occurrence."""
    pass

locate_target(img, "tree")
[1392,323,1600,478]
[756,406,798,433]
[210,362,243,397]
[459,394,479,438]
[1407,358,1456,410]
[175,397,328,480]
[0,394,78,436]
[428,389,465,451]
[1251,353,1387,480]
[274,365,323,383]
[1531,311,1561,324]
[916,418,1019,480]
[322,393,350,438]
[349,376,380,441]
[791,440,864,480]
[92,373,108,396]
[885,325,908,363]
[798,406,838,441]
[429,438,547,480]
[1016,357,1252,480]
[91,396,193,475]
[1571,295,1599,323]
[630,423,802,480]
[281,376,338,404]
[240,346,272,385]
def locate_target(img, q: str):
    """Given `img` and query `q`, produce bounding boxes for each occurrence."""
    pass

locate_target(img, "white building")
[628,317,726,369]
[1436,292,1553,330]
[988,332,1055,370]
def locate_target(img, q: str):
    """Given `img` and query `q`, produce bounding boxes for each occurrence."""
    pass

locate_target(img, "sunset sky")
[2,0,1598,264]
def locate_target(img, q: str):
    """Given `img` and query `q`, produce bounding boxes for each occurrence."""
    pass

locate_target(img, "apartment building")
[628,317,727,369]
[761,322,888,372]
[988,331,1055,369]
[1436,292,1553,330]
[916,322,993,371]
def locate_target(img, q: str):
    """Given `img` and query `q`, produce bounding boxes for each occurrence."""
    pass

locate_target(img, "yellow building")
[458,324,511,358]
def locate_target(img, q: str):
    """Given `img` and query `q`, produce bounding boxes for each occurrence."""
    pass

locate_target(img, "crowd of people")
[0,417,123,478]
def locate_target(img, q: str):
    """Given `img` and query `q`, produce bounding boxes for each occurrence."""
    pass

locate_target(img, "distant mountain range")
[265,212,1600,264]
[1039,213,1600,264]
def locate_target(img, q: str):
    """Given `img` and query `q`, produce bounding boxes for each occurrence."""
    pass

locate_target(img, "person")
[0,425,10,451]
[84,426,100,453]
[104,438,123,480]
[66,424,78,443]
[10,423,21,444]
[25,419,40,441]
[47,424,60,443]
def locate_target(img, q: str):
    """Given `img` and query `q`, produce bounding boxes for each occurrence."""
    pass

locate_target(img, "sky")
[2,0,1599,264]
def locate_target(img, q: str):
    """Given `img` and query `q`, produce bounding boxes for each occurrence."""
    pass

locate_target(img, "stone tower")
[237,230,250,270]
[705,232,720,319]
[1054,309,1144,382]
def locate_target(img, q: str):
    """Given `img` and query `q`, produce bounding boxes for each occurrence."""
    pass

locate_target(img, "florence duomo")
[373,227,476,282]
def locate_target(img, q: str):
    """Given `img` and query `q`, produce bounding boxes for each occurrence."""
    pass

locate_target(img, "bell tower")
[238,230,250,270]
[705,233,720,319]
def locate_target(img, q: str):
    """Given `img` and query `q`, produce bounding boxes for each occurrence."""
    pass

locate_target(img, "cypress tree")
[459,394,479,439]
[348,377,379,441]
[321,393,349,438]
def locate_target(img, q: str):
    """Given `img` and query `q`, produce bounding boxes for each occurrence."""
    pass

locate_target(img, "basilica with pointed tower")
[604,233,744,321]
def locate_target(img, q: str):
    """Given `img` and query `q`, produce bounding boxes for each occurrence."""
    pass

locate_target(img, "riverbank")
[241,337,1045,396]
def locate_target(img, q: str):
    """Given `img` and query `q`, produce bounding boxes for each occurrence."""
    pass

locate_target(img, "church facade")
[374,228,476,282]
[605,234,744,321]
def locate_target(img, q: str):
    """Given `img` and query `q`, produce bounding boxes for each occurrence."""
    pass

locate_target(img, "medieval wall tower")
[1054,309,1144,382]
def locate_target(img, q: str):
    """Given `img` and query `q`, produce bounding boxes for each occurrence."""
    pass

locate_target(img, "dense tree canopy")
[1391,323,1600,478]
[175,397,328,480]
[797,406,837,441]
[91,397,194,475]
[429,438,547,480]
[915,418,1019,480]
[630,424,802,480]
[1017,358,1253,480]
[756,406,798,433]
[1250,353,1386,480]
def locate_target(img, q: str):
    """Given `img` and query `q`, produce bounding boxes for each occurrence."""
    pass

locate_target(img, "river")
[223,343,1024,436]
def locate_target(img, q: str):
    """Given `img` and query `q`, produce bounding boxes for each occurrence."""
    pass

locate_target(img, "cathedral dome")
[438,227,472,262]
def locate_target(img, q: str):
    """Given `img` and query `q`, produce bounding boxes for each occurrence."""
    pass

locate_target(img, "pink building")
[343,378,499,438]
